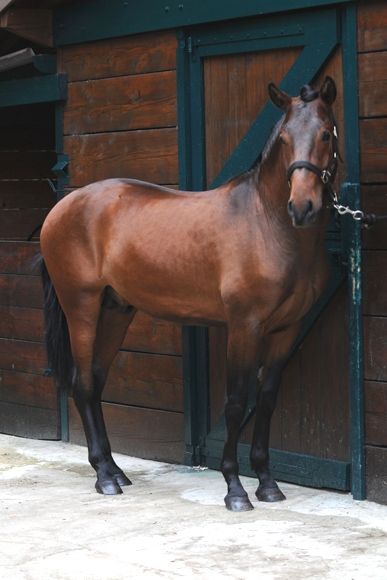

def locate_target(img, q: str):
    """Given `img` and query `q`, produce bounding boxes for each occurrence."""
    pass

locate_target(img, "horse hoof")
[95,479,123,495]
[256,484,286,502]
[224,494,254,512]
[114,473,132,487]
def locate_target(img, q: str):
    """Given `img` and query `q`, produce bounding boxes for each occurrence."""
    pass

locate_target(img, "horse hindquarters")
[40,258,134,494]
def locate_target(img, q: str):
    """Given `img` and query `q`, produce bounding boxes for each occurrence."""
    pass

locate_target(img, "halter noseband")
[286,125,339,188]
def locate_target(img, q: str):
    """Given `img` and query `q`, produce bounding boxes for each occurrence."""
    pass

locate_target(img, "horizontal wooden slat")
[0,306,44,341]
[358,3,387,53]
[0,400,59,440]
[0,180,55,209]
[0,151,56,179]
[364,317,387,382]
[363,251,387,316]
[65,70,177,135]
[0,208,49,240]
[358,52,387,118]
[65,128,178,187]
[0,275,43,308]
[69,398,184,464]
[0,241,40,275]
[0,338,47,374]
[366,445,387,505]
[360,119,387,183]
[365,380,387,446]
[58,31,177,82]
[123,312,181,355]
[0,369,57,410]
[104,350,183,412]
[362,185,387,250]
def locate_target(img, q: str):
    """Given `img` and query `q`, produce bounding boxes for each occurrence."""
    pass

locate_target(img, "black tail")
[39,255,74,390]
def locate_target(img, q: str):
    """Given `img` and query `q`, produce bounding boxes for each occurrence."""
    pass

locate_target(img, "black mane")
[300,84,319,103]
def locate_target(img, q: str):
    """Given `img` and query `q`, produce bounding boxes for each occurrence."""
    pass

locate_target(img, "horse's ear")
[320,76,336,105]
[268,83,291,111]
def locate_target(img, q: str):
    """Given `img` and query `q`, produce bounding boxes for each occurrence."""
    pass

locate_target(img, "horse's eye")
[322,131,331,142]
[279,134,286,145]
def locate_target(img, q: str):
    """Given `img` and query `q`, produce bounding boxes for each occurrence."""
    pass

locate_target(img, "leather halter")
[286,126,339,188]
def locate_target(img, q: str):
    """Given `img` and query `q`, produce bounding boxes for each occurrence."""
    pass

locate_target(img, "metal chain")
[330,188,365,222]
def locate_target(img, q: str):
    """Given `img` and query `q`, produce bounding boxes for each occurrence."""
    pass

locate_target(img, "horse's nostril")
[307,200,313,214]
[288,200,294,214]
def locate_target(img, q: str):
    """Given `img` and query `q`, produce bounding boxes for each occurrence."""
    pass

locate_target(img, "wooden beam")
[0,9,53,47]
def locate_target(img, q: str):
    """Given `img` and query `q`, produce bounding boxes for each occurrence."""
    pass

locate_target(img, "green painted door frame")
[178,4,364,498]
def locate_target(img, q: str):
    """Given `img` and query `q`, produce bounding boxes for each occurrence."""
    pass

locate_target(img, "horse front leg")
[222,321,262,512]
[250,324,299,502]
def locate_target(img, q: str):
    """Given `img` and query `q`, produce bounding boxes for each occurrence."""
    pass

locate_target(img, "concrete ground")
[1,435,387,580]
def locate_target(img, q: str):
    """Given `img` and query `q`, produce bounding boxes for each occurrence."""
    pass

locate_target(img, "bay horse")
[40,76,338,511]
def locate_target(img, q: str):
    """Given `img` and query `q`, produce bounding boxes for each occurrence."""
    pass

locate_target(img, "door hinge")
[186,35,193,54]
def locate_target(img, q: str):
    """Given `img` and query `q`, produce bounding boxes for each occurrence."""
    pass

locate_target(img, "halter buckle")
[321,169,331,184]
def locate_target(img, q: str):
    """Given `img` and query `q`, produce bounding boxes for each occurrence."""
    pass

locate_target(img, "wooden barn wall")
[0,103,58,439]
[58,31,184,463]
[358,2,387,504]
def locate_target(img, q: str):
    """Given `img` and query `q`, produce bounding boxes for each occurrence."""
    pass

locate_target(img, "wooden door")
[181,8,351,490]
[0,103,59,439]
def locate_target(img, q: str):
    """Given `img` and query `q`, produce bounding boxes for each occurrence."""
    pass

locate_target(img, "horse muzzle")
[287,198,317,227]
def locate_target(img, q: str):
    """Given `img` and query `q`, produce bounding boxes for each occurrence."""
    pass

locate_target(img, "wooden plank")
[366,446,387,505]
[364,317,387,382]
[104,351,183,413]
[0,180,55,209]
[0,274,43,308]
[0,400,59,439]
[0,306,44,341]
[58,31,177,82]
[0,369,57,410]
[358,2,387,52]
[64,70,177,135]
[363,251,387,316]
[0,338,47,374]
[69,398,184,464]
[0,151,56,179]
[360,119,387,183]
[122,313,182,356]
[365,380,387,446]
[0,241,40,274]
[0,207,49,240]
[358,52,387,118]
[362,185,387,250]
[65,128,178,187]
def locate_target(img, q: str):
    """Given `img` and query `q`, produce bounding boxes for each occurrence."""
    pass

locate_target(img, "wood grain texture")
[0,306,43,341]
[65,128,178,187]
[58,31,177,82]
[0,338,48,375]
[103,351,183,413]
[365,380,387,446]
[0,369,57,410]
[0,207,49,240]
[364,317,387,382]
[0,401,59,440]
[69,398,184,464]
[358,2,387,52]
[358,52,387,118]
[360,119,387,183]
[362,185,387,250]
[0,274,43,308]
[366,445,387,505]
[123,312,182,356]
[363,251,387,316]
[65,71,177,135]
[0,181,55,209]
[0,241,40,275]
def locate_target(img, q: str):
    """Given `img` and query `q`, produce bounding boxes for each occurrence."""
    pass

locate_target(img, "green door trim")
[178,5,363,495]
[0,74,67,108]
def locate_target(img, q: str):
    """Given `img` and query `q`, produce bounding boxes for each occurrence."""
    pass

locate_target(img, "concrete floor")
[1,435,387,580]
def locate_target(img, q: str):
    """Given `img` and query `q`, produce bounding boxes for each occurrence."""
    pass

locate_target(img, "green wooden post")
[341,4,365,500]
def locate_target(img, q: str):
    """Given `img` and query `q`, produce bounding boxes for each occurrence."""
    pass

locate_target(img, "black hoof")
[114,473,132,487]
[224,494,254,512]
[256,484,286,502]
[95,479,123,495]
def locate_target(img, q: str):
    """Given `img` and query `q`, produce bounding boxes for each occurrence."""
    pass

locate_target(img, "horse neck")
[253,146,329,264]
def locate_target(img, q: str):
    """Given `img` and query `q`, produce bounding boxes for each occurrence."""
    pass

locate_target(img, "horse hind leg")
[66,287,136,495]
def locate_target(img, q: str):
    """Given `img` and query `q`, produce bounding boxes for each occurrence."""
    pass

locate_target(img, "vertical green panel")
[341,4,365,501]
